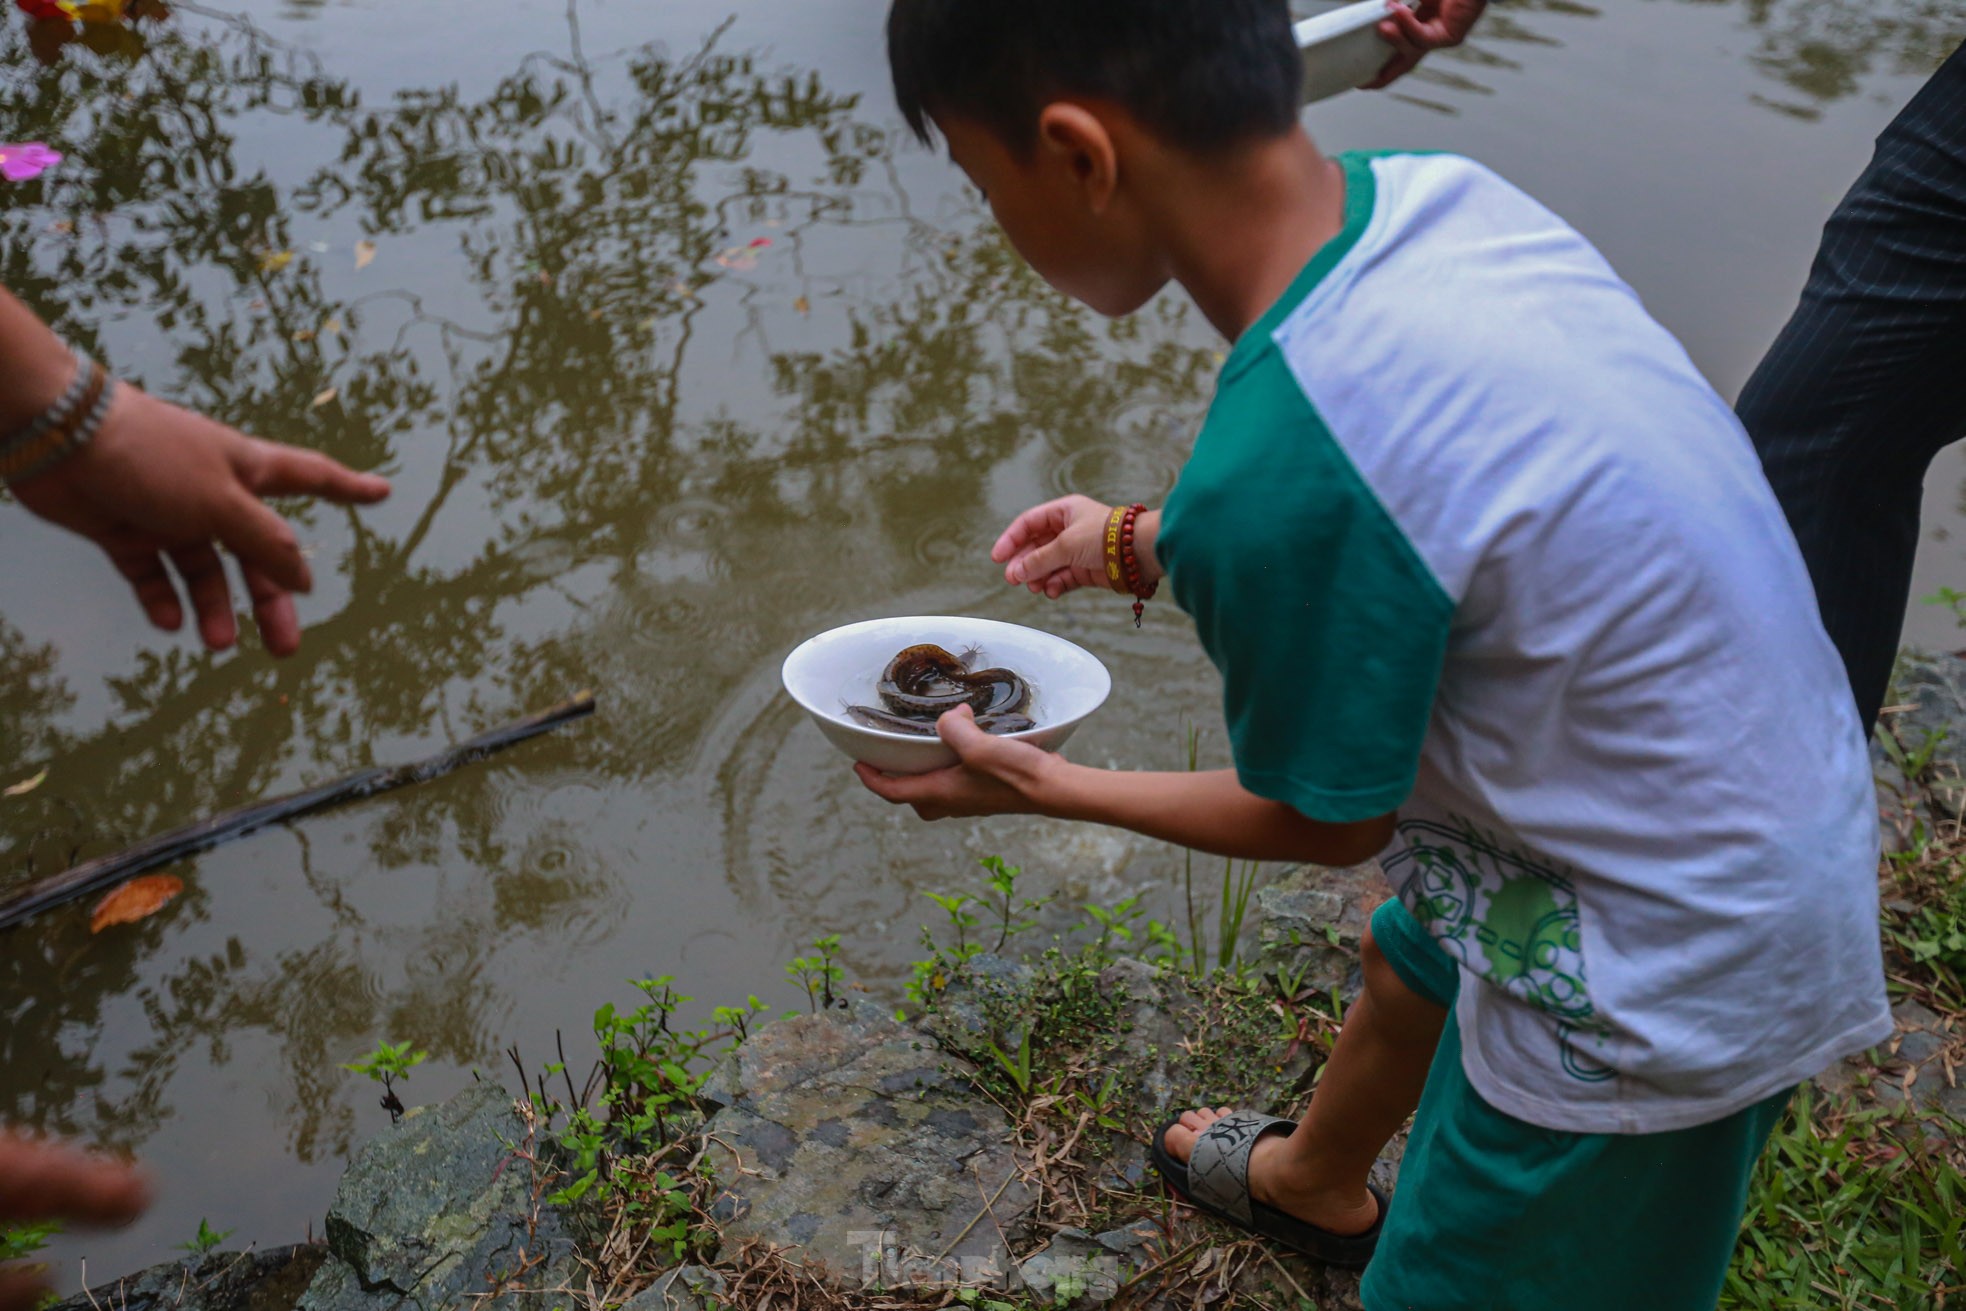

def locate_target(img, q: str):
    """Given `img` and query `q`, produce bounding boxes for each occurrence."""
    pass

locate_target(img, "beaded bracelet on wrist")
[0,350,115,487]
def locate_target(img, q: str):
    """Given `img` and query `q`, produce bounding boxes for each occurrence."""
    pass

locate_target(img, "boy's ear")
[1035,103,1119,213]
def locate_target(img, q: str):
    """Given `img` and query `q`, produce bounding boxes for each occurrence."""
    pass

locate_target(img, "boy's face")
[939,111,1170,318]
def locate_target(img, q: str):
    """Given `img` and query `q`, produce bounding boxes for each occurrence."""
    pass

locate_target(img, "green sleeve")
[1157,352,1453,823]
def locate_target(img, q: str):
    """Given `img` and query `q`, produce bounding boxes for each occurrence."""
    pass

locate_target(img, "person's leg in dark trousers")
[1738,44,1966,731]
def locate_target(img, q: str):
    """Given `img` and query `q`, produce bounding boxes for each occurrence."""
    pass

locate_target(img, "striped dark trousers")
[1738,43,1966,730]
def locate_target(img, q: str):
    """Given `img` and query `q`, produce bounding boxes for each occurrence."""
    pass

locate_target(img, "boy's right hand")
[993,494,1161,599]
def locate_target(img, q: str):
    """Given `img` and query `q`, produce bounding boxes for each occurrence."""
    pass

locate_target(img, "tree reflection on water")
[0,4,1218,1162]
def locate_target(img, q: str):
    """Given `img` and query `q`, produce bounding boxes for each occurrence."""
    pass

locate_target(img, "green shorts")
[1361,898,1790,1311]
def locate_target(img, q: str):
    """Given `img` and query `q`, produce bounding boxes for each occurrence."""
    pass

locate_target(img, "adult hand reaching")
[1364,0,1488,90]
[0,1134,150,1311]
[9,385,390,657]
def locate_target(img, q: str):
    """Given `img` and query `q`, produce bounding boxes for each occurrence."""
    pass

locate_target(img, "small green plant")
[1068,1069,1127,1132]
[1923,586,1966,628]
[711,996,771,1043]
[977,855,1051,951]
[176,1218,233,1255]
[1878,723,1948,787]
[527,973,739,1263]
[0,1220,58,1263]
[984,1026,1036,1097]
[343,1040,429,1121]
[1176,724,1262,974]
[1081,894,1143,953]
[786,934,843,1013]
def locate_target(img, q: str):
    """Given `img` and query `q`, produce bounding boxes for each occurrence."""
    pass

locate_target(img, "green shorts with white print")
[1361,897,1791,1311]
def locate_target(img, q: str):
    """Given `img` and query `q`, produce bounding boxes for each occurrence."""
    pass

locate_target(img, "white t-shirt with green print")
[1157,150,1892,1135]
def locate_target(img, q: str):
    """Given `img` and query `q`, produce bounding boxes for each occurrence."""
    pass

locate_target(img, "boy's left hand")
[854,704,1061,820]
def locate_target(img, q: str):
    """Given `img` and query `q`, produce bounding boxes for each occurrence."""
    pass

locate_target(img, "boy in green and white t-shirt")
[864,2,1892,1306]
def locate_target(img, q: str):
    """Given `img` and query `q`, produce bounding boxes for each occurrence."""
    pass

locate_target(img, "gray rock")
[1883,650,1966,818]
[297,1083,576,1311]
[623,1265,727,1311]
[49,1246,327,1311]
[1017,1223,1159,1304]
[1249,863,1390,1000]
[700,1003,1033,1293]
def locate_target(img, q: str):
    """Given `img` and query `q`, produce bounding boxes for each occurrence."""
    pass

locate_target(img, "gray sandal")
[1149,1110,1387,1269]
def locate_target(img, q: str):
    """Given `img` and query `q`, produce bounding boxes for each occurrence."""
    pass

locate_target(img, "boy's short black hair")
[887,0,1302,156]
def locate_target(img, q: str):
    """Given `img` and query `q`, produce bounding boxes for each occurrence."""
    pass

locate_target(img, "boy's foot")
[1158,1105,1380,1238]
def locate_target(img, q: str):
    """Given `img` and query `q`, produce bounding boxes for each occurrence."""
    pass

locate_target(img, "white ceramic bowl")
[782,615,1112,775]
[1294,0,1397,103]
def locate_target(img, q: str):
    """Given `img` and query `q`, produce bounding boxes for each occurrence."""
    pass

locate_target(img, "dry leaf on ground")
[90,874,184,934]
[3,768,48,797]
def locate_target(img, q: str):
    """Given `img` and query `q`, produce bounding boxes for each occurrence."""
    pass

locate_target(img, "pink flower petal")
[0,143,61,182]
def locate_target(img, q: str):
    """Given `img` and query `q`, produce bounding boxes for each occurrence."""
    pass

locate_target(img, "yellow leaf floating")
[793,296,810,315]
[90,874,183,934]
[3,768,48,797]
[311,387,337,408]
[354,240,376,270]
[322,317,343,335]
[258,249,294,273]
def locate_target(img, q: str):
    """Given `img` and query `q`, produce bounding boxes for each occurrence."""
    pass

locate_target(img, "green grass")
[1724,1089,1963,1309]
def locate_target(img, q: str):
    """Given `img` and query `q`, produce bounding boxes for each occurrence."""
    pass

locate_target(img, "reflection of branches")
[0,2,1220,1166]
[1292,0,1964,116]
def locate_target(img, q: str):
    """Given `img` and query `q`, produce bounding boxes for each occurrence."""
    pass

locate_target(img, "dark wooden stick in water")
[0,691,597,933]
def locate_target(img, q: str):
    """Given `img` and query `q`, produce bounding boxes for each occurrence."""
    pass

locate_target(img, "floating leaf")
[321,317,343,335]
[90,874,183,934]
[311,387,337,408]
[3,768,48,797]
[353,239,376,270]
[307,241,329,253]
[793,296,810,315]
[291,329,315,342]
[47,219,73,235]
[747,236,772,249]
[258,249,294,273]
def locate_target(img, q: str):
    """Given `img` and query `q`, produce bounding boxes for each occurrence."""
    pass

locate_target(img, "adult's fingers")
[241,562,301,658]
[0,1264,52,1311]
[0,1135,151,1226]
[1363,18,1426,89]
[167,543,239,652]
[236,438,391,506]
[210,493,311,597]
[103,544,183,634]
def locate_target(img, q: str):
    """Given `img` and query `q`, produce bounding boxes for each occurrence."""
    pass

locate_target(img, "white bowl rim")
[781,615,1113,745]
[1293,0,1391,46]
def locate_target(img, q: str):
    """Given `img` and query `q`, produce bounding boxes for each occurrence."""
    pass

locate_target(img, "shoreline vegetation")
[16,656,1966,1311]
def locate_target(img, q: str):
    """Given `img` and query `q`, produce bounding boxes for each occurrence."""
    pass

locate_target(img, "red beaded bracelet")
[1118,502,1157,627]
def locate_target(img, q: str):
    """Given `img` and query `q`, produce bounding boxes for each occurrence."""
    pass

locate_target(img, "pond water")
[1,0,1961,1285]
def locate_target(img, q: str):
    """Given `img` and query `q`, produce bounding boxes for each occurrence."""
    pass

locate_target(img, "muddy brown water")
[0,0,1961,1285]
